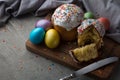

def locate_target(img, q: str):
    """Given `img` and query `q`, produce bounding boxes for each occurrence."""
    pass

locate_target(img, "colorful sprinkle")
[51,63,54,66]
[18,59,24,71]
[35,55,39,58]
[52,4,84,31]
[48,67,51,71]
[77,19,105,37]
[13,46,16,48]
[2,40,6,43]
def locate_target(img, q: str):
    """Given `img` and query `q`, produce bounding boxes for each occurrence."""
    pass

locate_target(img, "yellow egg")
[45,29,60,48]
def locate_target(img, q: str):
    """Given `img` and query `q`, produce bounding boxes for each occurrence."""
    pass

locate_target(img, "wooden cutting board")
[26,37,120,80]
[26,13,120,80]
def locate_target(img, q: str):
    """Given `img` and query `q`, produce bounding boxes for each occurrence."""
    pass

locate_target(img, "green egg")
[84,12,94,19]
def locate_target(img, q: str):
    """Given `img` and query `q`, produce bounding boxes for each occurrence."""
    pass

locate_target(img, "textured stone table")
[0,14,119,80]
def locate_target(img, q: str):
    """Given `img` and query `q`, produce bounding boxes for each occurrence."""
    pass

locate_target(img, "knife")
[59,57,119,80]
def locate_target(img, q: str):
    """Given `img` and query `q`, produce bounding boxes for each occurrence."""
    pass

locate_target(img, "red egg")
[98,17,110,30]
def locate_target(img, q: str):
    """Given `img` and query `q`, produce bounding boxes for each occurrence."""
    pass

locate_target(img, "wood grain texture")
[1,13,119,80]
[26,37,120,80]
[25,13,120,80]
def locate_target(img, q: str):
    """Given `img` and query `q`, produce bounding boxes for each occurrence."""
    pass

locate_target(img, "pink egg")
[35,19,52,30]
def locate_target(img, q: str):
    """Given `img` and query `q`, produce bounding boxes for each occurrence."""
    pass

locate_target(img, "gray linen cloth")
[0,0,120,43]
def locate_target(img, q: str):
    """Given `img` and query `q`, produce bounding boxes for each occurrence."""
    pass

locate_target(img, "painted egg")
[84,12,94,19]
[35,19,52,30]
[45,29,60,48]
[29,28,45,44]
[98,17,110,30]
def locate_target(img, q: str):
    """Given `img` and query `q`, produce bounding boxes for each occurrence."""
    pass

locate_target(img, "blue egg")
[29,27,45,44]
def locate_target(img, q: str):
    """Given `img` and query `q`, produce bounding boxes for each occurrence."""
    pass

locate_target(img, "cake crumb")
[98,70,102,74]
[63,57,66,60]
[2,40,6,43]
[48,67,51,70]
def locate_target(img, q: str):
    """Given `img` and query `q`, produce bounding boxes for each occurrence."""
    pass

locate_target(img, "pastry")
[51,4,84,41]
[70,43,98,62]
[70,24,102,62]
[77,19,105,37]
[78,24,103,49]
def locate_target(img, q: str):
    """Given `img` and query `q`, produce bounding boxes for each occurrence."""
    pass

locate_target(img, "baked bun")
[70,43,98,62]
[78,24,103,49]
[69,25,103,62]
[70,18,109,62]
[52,4,84,41]
[77,19,105,37]
[77,19,106,48]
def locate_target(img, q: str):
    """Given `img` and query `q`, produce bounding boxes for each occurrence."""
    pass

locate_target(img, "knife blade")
[59,57,119,80]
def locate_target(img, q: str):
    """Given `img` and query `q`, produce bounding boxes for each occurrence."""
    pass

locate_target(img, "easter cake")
[70,24,102,62]
[51,4,84,41]
[69,17,110,62]
[29,3,110,62]
[77,19,105,48]
[70,43,98,62]
[26,4,119,79]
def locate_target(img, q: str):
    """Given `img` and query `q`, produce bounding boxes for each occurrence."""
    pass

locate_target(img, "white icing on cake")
[77,19,105,37]
[52,4,84,31]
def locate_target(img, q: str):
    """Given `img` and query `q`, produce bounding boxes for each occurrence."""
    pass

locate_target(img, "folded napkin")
[0,0,119,43]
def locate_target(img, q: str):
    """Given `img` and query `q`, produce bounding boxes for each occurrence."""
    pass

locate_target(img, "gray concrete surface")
[0,14,119,80]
